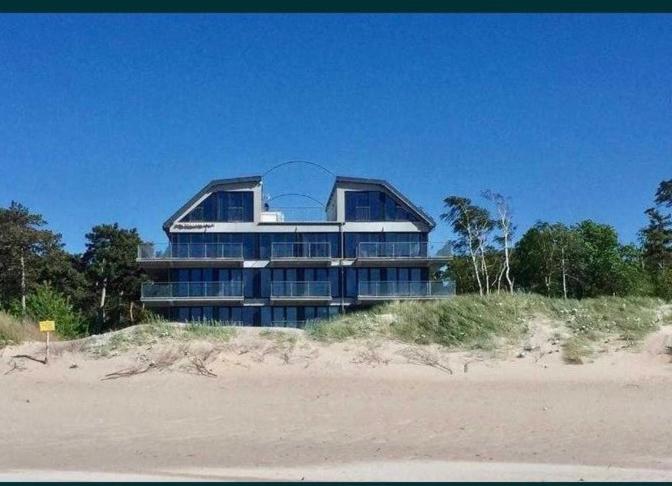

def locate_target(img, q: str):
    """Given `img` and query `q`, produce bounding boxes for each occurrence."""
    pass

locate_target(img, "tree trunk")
[496,264,505,293]
[20,253,26,315]
[99,277,107,323]
[561,247,568,300]
[544,275,552,296]
[129,301,134,323]
[478,242,490,295]
[465,225,483,296]
[503,233,513,293]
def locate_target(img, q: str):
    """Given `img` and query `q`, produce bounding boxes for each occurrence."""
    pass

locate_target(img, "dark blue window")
[345,191,419,222]
[183,191,254,222]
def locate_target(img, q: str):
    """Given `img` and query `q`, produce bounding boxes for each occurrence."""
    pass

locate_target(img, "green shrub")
[11,284,88,339]
[562,336,593,364]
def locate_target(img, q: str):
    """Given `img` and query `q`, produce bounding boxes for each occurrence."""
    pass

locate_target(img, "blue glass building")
[138,175,454,326]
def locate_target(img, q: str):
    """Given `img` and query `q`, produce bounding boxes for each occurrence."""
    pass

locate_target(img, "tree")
[0,202,64,313]
[513,222,578,298]
[640,179,672,299]
[81,224,145,333]
[483,190,515,293]
[655,179,672,207]
[571,220,624,297]
[14,283,87,338]
[441,197,494,296]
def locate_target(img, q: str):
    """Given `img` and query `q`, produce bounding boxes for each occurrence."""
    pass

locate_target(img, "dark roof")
[327,176,436,228]
[162,176,262,231]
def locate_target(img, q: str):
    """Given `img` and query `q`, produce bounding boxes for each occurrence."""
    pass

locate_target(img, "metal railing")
[262,207,327,222]
[185,319,245,327]
[137,243,244,260]
[271,242,331,259]
[357,280,456,298]
[270,281,332,299]
[141,281,244,299]
[356,241,452,259]
[357,241,427,258]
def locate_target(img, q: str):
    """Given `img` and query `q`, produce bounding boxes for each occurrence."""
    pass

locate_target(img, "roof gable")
[327,176,436,228]
[162,176,261,231]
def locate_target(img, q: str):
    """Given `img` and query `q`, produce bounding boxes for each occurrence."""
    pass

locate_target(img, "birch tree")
[441,196,494,296]
[483,190,515,293]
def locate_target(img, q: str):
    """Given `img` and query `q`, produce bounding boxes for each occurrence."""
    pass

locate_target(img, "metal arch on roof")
[262,160,336,178]
[162,175,262,231]
[265,193,326,208]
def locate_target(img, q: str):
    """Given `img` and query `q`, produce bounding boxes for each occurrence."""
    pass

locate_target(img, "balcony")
[354,241,451,267]
[137,243,244,268]
[357,280,455,301]
[270,281,332,303]
[141,281,244,305]
[269,242,332,267]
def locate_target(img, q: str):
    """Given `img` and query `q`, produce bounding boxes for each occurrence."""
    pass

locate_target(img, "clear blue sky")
[1,14,670,252]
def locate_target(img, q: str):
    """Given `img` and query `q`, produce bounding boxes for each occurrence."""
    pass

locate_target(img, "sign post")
[39,320,55,364]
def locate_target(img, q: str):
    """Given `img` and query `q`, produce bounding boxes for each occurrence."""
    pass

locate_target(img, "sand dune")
[1,324,672,481]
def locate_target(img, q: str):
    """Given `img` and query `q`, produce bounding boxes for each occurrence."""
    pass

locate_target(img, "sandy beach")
[2,325,672,481]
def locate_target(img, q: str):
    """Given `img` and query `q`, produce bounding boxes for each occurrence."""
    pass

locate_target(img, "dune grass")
[0,311,42,347]
[306,294,666,358]
[83,320,238,357]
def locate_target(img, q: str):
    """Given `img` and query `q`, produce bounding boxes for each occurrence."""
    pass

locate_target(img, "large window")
[182,191,254,222]
[345,191,419,222]
[162,305,341,326]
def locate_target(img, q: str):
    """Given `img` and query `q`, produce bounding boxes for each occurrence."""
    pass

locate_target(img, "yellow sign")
[39,320,55,333]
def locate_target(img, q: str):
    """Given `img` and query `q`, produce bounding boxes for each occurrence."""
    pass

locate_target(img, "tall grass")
[306,294,666,352]
[0,311,42,347]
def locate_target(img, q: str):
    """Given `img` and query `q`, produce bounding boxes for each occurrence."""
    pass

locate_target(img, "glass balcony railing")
[357,280,456,299]
[141,281,244,299]
[270,281,332,299]
[137,243,244,260]
[356,241,452,259]
[270,242,331,259]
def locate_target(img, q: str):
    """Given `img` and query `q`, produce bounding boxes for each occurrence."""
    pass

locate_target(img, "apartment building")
[138,175,454,326]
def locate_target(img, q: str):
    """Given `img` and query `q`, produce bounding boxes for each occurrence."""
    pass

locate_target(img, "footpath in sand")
[1,322,672,481]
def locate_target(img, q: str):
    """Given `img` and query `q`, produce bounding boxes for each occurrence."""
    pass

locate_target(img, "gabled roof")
[327,176,436,228]
[162,176,261,231]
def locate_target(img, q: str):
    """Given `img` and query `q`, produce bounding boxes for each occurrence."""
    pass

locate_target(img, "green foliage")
[11,284,87,339]
[512,222,577,296]
[639,179,672,299]
[0,201,71,307]
[513,220,656,299]
[440,196,495,295]
[81,223,146,333]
